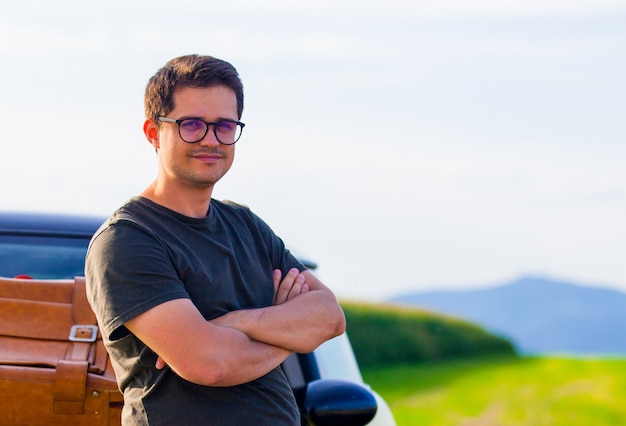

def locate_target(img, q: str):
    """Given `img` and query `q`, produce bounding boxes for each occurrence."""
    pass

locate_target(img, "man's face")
[154,85,239,189]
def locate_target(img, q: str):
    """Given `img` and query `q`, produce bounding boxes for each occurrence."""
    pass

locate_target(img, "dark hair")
[144,54,244,122]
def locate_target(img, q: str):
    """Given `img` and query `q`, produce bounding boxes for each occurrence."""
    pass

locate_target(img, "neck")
[140,180,213,219]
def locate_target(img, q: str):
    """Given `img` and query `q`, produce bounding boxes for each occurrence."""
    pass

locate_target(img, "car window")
[0,235,89,279]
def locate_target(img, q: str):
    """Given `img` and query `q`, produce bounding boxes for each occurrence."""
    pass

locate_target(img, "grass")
[362,355,626,426]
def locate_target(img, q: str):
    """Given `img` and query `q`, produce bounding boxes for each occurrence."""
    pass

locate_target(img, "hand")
[156,356,167,370]
[273,268,309,305]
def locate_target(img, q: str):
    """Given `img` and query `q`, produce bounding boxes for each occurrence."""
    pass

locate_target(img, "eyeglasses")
[158,117,245,145]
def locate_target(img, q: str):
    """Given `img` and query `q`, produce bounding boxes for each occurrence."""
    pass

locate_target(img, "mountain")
[390,276,626,355]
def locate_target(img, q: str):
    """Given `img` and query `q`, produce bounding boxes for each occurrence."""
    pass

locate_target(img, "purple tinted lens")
[215,121,241,144]
[179,119,207,142]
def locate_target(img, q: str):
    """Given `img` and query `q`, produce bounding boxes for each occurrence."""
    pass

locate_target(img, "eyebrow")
[175,116,238,122]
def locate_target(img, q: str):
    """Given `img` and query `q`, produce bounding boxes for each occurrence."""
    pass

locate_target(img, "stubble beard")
[169,157,233,190]
[174,165,223,189]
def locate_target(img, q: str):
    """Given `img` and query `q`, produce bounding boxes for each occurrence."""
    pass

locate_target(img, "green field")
[362,356,626,426]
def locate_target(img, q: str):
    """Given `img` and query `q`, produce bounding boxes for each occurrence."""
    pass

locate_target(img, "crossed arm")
[125,269,346,387]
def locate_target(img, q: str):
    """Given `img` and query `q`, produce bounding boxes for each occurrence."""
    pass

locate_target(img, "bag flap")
[0,277,97,341]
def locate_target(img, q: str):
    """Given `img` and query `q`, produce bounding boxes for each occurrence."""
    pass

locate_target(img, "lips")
[191,150,224,161]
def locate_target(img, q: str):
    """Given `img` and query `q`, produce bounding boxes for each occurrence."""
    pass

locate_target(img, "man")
[85,54,346,425]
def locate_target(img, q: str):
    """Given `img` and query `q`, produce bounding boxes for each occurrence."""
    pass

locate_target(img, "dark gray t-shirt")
[85,197,303,425]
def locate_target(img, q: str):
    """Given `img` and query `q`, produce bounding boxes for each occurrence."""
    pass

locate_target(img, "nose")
[198,125,220,146]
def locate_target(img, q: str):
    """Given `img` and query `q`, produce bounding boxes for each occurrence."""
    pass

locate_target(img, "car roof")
[0,211,105,238]
[0,211,319,269]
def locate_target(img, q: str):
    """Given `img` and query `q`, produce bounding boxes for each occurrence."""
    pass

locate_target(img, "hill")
[341,301,516,368]
[390,276,626,355]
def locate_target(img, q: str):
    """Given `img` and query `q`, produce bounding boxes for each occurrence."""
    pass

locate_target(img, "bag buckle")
[69,325,99,342]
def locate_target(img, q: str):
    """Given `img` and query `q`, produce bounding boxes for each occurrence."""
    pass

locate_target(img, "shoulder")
[106,197,170,233]
[217,199,251,211]
[88,198,161,251]
[213,199,277,236]
[213,199,257,222]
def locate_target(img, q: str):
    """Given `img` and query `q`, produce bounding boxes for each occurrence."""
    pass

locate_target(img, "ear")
[143,119,160,149]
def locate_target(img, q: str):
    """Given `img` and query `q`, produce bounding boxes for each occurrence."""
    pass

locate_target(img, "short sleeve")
[85,220,189,341]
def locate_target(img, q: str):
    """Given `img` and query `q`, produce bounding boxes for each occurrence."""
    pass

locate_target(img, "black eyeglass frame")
[157,116,245,145]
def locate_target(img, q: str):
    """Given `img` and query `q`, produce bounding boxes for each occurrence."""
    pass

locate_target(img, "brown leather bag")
[0,276,123,425]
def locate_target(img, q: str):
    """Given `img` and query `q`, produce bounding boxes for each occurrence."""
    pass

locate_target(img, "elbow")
[332,306,347,338]
[199,367,227,386]
[321,294,347,339]
[318,302,347,343]
[173,361,227,387]
[302,306,347,353]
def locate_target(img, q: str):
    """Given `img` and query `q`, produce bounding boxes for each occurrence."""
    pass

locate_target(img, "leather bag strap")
[54,277,99,414]
[72,277,97,326]
[54,359,89,414]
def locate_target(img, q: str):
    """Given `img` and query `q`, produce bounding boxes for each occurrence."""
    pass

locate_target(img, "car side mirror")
[302,379,378,426]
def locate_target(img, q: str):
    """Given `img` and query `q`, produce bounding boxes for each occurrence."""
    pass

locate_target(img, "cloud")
[0,20,112,55]
[126,25,355,62]
[146,0,626,17]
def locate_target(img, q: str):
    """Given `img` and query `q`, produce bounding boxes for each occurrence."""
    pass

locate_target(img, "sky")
[1,0,625,301]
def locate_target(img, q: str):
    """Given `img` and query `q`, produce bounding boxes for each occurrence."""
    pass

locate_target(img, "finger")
[274,268,299,305]
[272,269,282,304]
[286,273,307,300]
[155,356,167,370]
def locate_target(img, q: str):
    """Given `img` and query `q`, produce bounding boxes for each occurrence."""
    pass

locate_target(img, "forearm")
[170,325,292,387]
[125,298,292,388]
[214,288,346,353]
